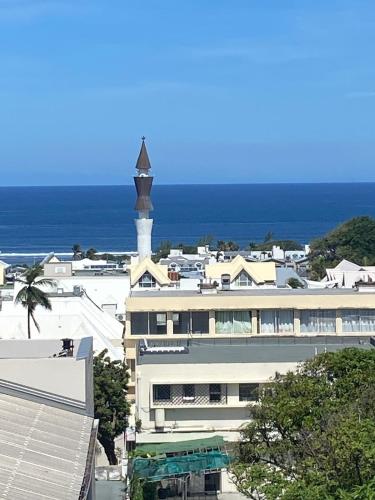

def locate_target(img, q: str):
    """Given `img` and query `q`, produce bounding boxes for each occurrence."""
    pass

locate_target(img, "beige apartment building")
[125,287,375,404]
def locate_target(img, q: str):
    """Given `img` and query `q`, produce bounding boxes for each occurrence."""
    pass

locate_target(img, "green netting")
[135,436,225,456]
[133,450,231,481]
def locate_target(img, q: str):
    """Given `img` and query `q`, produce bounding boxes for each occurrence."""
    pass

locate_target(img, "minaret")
[134,137,154,260]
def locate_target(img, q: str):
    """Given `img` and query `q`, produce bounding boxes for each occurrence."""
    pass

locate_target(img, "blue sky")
[0,0,375,185]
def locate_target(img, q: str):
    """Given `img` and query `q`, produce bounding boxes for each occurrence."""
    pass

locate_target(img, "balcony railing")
[153,384,227,407]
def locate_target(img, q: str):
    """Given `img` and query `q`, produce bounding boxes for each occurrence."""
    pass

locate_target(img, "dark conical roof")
[135,137,151,172]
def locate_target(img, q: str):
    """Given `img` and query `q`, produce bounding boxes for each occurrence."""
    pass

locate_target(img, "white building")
[0,290,123,359]
[0,337,97,499]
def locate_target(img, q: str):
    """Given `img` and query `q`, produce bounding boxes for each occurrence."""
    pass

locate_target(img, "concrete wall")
[127,290,375,312]
[137,361,297,433]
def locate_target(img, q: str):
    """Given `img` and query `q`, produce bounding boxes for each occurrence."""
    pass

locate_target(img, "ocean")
[0,183,374,256]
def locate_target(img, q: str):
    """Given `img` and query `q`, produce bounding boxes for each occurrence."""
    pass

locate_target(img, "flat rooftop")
[131,288,368,298]
[138,335,374,365]
[0,337,92,360]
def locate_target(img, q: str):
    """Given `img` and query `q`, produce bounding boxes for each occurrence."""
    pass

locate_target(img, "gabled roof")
[205,255,276,284]
[135,138,151,172]
[129,258,171,287]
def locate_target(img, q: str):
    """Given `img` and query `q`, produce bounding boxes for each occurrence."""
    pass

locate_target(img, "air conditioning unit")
[221,274,231,291]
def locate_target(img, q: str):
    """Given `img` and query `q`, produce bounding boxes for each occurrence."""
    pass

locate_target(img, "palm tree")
[15,266,54,339]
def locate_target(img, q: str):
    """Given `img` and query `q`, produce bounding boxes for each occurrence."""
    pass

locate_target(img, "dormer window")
[234,271,253,287]
[139,271,156,288]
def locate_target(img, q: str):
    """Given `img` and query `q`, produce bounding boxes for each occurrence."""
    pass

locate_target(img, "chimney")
[221,273,231,291]
[61,338,74,357]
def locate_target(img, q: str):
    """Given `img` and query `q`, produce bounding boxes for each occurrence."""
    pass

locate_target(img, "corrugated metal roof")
[0,393,93,499]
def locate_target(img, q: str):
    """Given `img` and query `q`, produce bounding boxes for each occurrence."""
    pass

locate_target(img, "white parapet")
[135,218,153,260]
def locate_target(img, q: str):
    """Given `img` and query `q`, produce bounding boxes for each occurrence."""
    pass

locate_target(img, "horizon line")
[0,181,373,188]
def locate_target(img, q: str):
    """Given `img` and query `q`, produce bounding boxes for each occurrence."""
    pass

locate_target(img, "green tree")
[264,231,274,243]
[85,247,98,260]
[15,266,54,339]
[217,240,240,251]
[152,240,172,262]
[287,277,304,288]
[197,234,214,247]
[72,243,84,260]
[250,239,303,252]
[231,348,375,499]
[94,349,130,465]
[309,216,375,279]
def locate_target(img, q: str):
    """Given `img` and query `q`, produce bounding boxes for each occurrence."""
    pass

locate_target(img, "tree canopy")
[250,239,303,252]
[232,348,375,499]
[309,216,375,279]
[94,350,130,465]
[15,265,54,339]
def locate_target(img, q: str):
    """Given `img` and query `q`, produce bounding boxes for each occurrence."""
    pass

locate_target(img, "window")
[139,271,156,288]
[172,312,209,334]
[216,311,252,334]
[192,312,209,333]
[300,310,336,333]
[234,271,252,287]
[183,384,195,400]
[173,312,190,334]
[239,383,259,402]
[209,384,222,402]
[342,309,375,332]
[153,384,171,401]
[55,266,66,274]
[260,310,294,333]
[131,312,148,335]
[131,312,167,335]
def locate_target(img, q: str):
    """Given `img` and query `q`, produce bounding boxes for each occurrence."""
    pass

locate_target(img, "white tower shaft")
[135,218,153,261]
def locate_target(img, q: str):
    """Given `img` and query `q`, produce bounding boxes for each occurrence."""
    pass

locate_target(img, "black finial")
[141,136,146,141]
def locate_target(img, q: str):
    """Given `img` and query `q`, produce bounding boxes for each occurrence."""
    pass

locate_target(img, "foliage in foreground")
[309,216,375,279]
[231,348,375,499]
[94,349,130,465]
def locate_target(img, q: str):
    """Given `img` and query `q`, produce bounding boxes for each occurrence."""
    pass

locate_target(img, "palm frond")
[34,278,55,288]
[28,287,52,310]
[15,286,28,305]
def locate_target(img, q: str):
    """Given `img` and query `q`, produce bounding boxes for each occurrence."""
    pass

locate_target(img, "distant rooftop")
[131,288,365,298]
[0,337,92,360]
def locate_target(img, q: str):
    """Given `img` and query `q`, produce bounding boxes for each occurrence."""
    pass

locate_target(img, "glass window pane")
[216,311,233,334]
[261,310,276,333]
[360,310,375,332]
[173,312,190,334]
[183,384,195,399]
[192,312,209,334]
[209,384,221,402]
[300,310,335,333]
[153,384,171,401]
[278,310,294,333]
[131,312,149,335]
[235,271,252,287]
[139,272,156,288]
[342,309,359,332]
[233,311,252,333]
[239,383,259,401]
[149,313,167,334]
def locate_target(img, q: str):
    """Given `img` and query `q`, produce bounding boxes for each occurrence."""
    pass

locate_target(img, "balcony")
[152,383,227,408]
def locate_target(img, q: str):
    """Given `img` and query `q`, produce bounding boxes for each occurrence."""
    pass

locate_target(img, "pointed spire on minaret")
[135,136,151,175]
[134,137,154,261]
